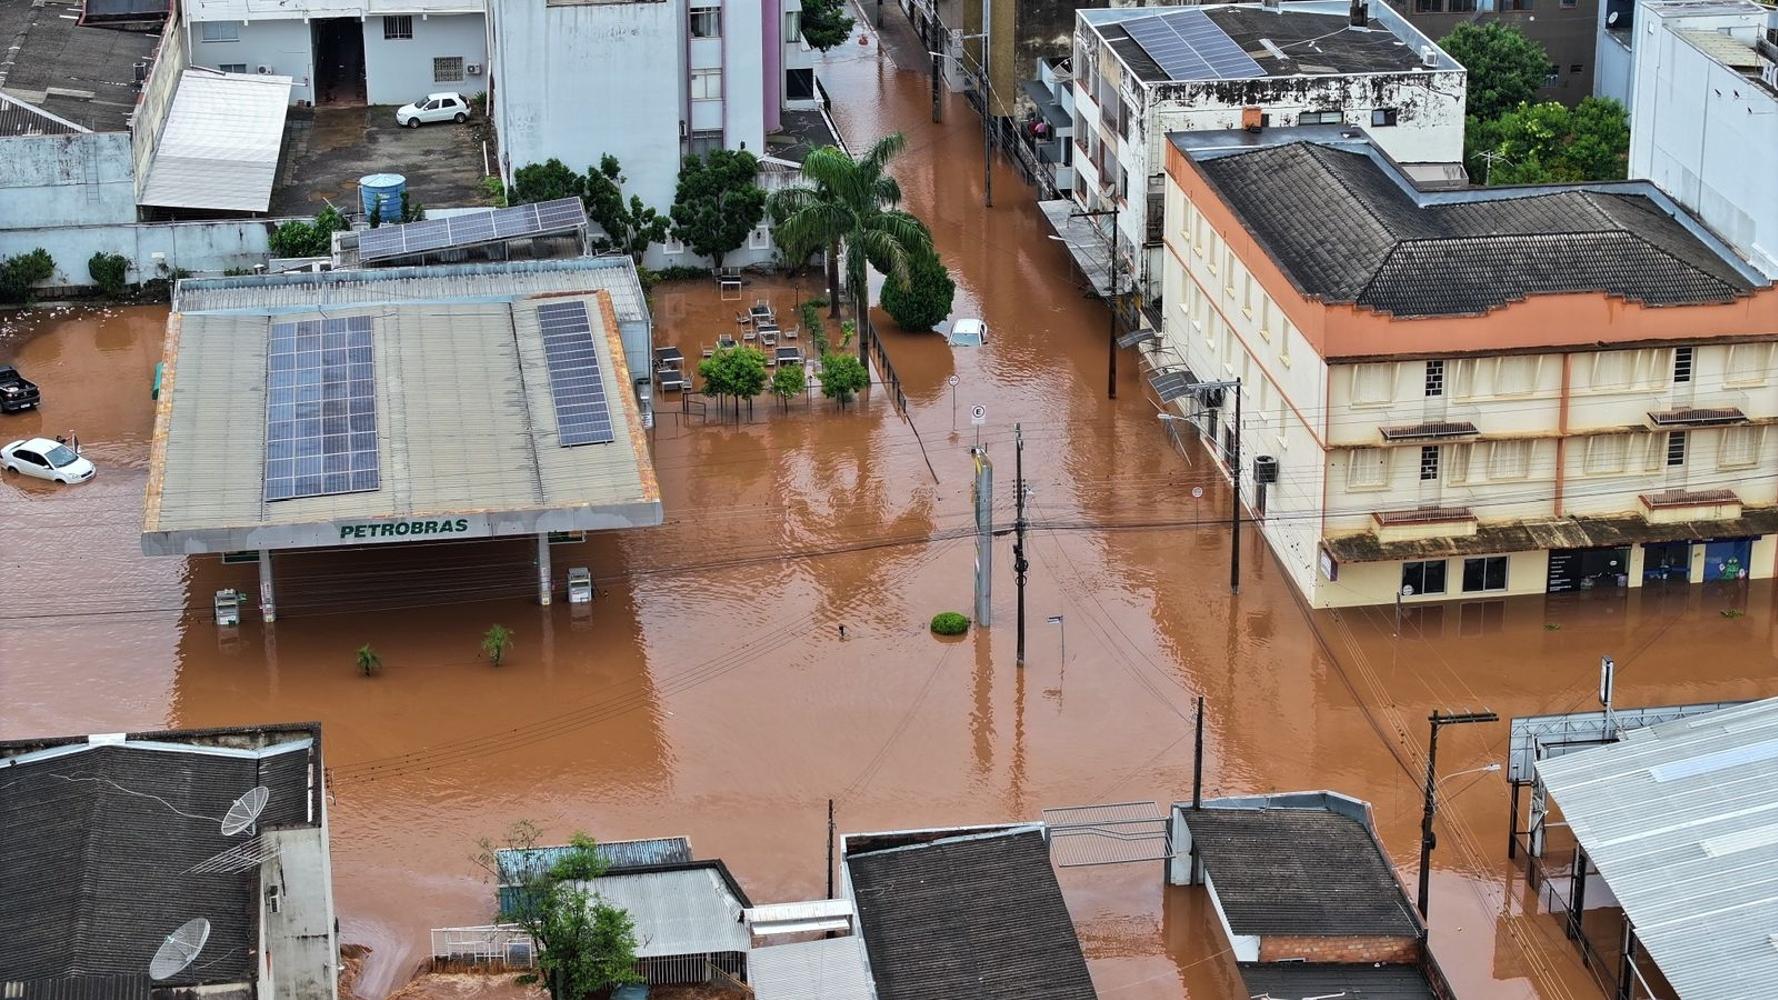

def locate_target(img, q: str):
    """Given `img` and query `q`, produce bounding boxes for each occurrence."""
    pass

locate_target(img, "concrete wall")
[190,18,318,104]
[0,132,138,229]
[133,15,191,202]
[1392,0,1601,103]
[363,12,489,106]
[723,0,767,153]
[260,824,340,1000]
[1257,934,1420,964]
[1594,27,1633,105]
[0,219,279,288]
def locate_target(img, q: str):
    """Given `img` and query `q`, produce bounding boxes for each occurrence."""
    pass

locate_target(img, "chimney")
[1350,0,1367,25]
[1242,106,1264,132]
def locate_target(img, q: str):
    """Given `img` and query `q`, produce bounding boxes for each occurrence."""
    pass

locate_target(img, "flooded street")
[5,20,1777,1000]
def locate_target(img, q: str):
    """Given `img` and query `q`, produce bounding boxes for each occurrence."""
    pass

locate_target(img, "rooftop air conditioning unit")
[256,64,273,74]
[1420,44,1438,67]
[466,63,483,75]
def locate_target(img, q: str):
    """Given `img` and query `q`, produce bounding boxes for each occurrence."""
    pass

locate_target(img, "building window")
[663,236,685,256]
[1425,359,1444,397]
[690,5,721,38]
[749,227,770,250]
[1667,431,1687,467]
[1371,107,1399,127]
[1462,556,1508,593]
[383,15,413,39]
[687,129,723,155]
[1506,0,1533,9]
[1447,0,1476,9]
[200,20,239,42]
[219,62,247,73]
[1672,346,1693,383]
[1420,445,1440,481]
[1488,440,1530,480]
[785,10,802,41]
[1545,63,1560,86]
[1719,426,1764,469]
[1347,447,1389,489]
[1300,110,1341,125]
[691,68,722,101]
[786,67,815,101]
[1415,0,1442,9]
[1570,63,1584,72]
[1402,560,1447,596]
[433,57,464,82]
[1351,363,1395,405]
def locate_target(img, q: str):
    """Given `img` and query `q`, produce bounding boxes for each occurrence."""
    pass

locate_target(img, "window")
[1720,426,1764,469]
[1351,363,1395,405]
[1667,431,1687,467]
[1371,107,1399,127]
[1300,110,1342,125]
[1241,272,1254,316]
[1584,434,1629,475]
[1446,443,1472,482]
[687,129,723,155]
[1279,320,1293,366]
[786,67,815,101]
[219,62,247,73]
[691,67,722,101]
[663,236,686,256]
[1726,343,1775,386]
[1488,440,1530,480]
[1569,63,1584,72]
[1420,445,1440,481]
[785,10,802,41]
[1425,359,1444,397]
[1506,0,1533,10]
[1546,64,1561,86]
[1415,0,1442,10]
[200,20,238,41]
[433,57,464,82]
[1673,346,1693,383]
[749,226,770,250]
[1447,0,1476,10]
[1494,356,1536,395]
[383,15,413,39]
[1347,448,1389,489]
[690,5,721,38]
[1462,556,1508,593]
[1402,560,1447,596]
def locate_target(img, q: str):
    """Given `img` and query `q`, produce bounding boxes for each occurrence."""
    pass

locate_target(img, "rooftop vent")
[1349,0,1367,26]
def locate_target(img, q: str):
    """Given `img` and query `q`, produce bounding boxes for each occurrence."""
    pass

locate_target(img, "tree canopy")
[1466,97,1630,185]
[700,346,770,417]
[510,158,584,204]
[584,155,669,263]
[670,150,767,270]
[818,353,869,407]
[800,0,855,51]
[1441,23,1550,122]
[880,245,955,331]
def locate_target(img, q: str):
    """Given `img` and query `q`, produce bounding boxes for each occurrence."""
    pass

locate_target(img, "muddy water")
[5,27,1777,1000]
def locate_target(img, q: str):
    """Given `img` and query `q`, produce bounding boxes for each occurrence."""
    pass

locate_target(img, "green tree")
[670,150,768,270]
[880,245,955,331]
[510,158,585,204]
[799,0,855,50]
[473,823,642,1000]
[818,353,869,408]
[699,345,770,417]
[584,155,669,264]
[270,207,350,258]
[1440,23,1550,122]
[768,134,931,356]
[481,624,513,667]
[356,644,382,677]
[771,362,806,409]
[0,249,55,304]
[1466,97,1630,184]
[87,252,130,298]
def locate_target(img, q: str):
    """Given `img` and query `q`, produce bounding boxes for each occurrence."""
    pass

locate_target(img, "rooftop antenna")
[148,917,211,980]
[220,785,270,836]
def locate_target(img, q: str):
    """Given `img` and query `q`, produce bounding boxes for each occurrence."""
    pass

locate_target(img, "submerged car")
[396,93,471,128]
[948,318,988,347]
[2,437,95,484]
[0,365,40,412]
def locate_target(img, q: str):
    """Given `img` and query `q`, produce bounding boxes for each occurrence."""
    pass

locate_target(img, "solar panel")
[1123,9,1263,81]
[535,300,615,447]
[264,315,380,501]
[357,198,589,263]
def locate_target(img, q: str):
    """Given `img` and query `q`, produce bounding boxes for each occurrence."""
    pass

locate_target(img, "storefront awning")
[1038,199,1114,299]
[1324,507,1778,564]
[139,69,290,213]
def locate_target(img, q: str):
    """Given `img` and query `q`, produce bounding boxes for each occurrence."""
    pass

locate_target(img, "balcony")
[1639,489,1742,524]
[1378,421,1479,442]
[1646,407,1748,428]
[1372,507,1478,543]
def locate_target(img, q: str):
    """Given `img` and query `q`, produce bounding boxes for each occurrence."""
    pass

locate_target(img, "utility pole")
[826,798,836,898]
[1068,206,1120,399]
[1014,424,1029,666]
[980,0,992,208]
[1418,709,1499,920]
[972,447,994,626]
[931,48,943,123]
[1177,376,1241,592]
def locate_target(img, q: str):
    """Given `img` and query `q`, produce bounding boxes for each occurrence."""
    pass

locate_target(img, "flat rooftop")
[146,262,662,555]
[1240,962,1435,1000]
[0,0,159,132]
[1082,2,1448,85]
[1178,137,1762,317]
[184,0,479,21]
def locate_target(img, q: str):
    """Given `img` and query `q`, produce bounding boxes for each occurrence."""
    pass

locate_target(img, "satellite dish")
[220,786,270,836]
[149,917,211,980]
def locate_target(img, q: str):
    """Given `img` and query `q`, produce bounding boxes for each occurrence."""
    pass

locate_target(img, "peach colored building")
[1154,128,1778,608]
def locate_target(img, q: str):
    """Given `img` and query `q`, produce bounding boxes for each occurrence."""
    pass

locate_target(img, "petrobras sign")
[338,517,473,541]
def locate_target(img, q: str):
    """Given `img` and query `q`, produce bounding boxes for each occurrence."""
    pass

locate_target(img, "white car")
[2,437,95,484]
[396,93,471,128]
[948,318,988,347]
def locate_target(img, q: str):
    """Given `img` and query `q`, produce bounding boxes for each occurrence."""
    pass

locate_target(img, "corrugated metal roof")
[0,91,86,137]
[749,937,873,1000]
[496,838,693,916]
[581,867,749,958]
[1536,697,1778,1000]
[139,70,291,212]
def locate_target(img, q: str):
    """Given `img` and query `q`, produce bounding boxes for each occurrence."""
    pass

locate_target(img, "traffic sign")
[947,375,960,387]
[970,404,987,426]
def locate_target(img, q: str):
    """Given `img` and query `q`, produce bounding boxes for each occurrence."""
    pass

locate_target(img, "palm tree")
[482,624,514,668]
[355,644,382,677]
[769,134,931,357]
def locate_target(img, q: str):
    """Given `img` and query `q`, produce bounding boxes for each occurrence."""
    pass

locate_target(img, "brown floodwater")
[5,22,1777,1000]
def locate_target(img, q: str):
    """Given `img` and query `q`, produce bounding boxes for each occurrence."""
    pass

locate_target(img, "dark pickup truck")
[0,365,41,412]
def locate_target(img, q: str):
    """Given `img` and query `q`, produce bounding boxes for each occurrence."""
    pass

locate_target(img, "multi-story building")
[1020,56,1077,198]
[1384,0,1601,103]
[1156,126,1778,608]
[1051,0,1465,320]
[1595,0,1778,279]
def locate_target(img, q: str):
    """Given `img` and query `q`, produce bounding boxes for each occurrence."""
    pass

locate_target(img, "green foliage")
[356,644,382,677]
[699,346,770,404]
[1465,97,1629,184]
[481,624,513,667]
[817,353,869,407]
[799,0,855,51]
[585,155,669,263]
[511,158,584,204]
[1441,23,1551,122]
[223,267,254,277]
[880,246,955,331]
[481,175,508,207]
[656,265,714,282]
[838,319,856,350]
[930,611,970,636]
[671,150,767,270]
[87,252,130,298]
[801,301,829,356]
[315,205,349,235]
[547,832,610,882]
[270,207,350,258]
[1722,608,1747,619]
[0,248,55,304]
[771,362,806,405]
[399,190,425,223]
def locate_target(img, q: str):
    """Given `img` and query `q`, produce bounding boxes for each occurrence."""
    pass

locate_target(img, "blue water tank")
[358,173,406,221]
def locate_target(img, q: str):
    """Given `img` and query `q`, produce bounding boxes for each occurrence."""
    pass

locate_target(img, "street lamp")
[1159,373,1242,593]
[1418,711,1500,920]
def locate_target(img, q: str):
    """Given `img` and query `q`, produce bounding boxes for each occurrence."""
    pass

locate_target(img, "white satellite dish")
[220,786,270,836]
[149,917,211,980]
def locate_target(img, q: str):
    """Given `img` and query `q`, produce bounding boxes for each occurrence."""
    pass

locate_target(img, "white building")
[1596,0,1778,280]
[1051,0,1466,315]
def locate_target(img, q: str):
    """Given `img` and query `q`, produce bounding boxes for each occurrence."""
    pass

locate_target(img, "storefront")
[1641,541,1691,583]
[1547,546,1631,594]
[1703,538,1754,581]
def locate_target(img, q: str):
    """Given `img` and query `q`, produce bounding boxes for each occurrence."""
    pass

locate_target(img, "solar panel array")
[264,316,380,501]
[357,197,588,263]
[1123,9,1264,81]
[535,300,615,447]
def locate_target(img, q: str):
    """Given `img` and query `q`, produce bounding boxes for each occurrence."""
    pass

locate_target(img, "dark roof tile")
[1240,962,1436,1000]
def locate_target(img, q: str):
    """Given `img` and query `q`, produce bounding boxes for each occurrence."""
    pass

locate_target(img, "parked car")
[2,437,95,484]
[0,365,40,412]
[396,93,471,128]
[948,318,989,347]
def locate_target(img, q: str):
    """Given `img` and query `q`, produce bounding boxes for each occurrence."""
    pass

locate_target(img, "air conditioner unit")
[256,64,273,74]
[1420,44,1438,67]
[466,63,482,75]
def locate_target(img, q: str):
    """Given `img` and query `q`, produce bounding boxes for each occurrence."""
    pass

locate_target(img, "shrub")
[880,246,955,331]
[818,353,869,407]
[801,301,829,356]
[481,175,508,207]
[930,611,970,636]
[269,208,346,259]
[87,252,130,298]
[771,362,806,406]
[0,248,55,304]
[655,265,713,282]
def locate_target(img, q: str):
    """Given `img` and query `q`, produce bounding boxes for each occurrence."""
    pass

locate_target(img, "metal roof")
[582,866,750,958]
[1536,697,1778,1000]
[138,70,291,213]
[184,0,480,21]
[749,937,874,1000]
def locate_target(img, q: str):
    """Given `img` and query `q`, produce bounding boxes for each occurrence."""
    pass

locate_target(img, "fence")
[429,924,535,969]
[1507,827,1671,999]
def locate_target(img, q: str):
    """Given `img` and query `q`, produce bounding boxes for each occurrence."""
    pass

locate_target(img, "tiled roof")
[1240,962,1436,999]
[1193,142,1756,317]
[1185,807,1420,937]
[846,828,1097,1000]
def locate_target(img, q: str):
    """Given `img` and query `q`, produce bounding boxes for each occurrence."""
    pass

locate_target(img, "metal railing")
[430,924,536,968]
